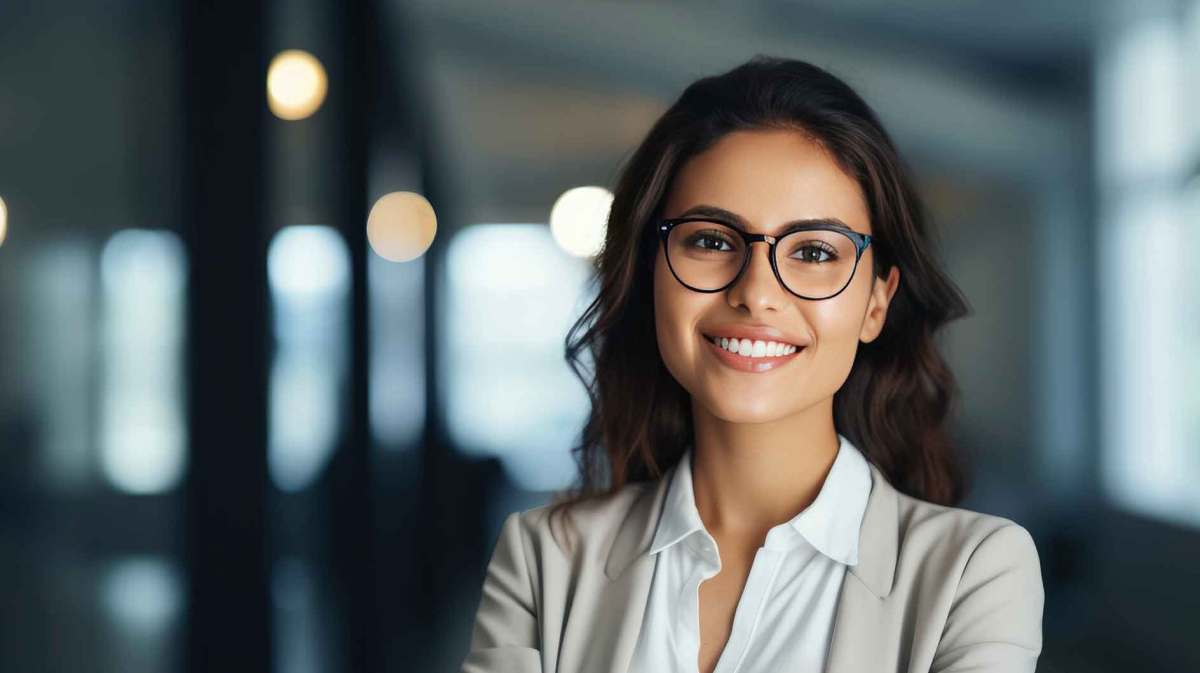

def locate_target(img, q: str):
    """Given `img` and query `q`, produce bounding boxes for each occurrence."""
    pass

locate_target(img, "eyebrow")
[675,204,862,237]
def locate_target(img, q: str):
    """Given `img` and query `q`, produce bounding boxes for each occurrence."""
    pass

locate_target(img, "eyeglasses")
[657,217,872,300]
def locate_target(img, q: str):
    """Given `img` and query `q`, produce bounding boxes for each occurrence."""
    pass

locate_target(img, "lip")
[702,333,805,373]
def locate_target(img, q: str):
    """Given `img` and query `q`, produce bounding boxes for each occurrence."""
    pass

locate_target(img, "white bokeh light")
[267,225,350,492]
[99,229,187,494]
[268,225,350,299]
[102,556,182,636]
[549,186,612,258]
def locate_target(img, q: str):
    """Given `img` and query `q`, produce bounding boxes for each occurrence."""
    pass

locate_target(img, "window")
[440,224,595,491]
[99,229,187,494]
[368,246,425,450]
[1096,7,1200,527]
[267,225,351,492]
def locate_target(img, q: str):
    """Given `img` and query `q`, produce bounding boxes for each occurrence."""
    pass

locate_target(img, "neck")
[689,396,840,540]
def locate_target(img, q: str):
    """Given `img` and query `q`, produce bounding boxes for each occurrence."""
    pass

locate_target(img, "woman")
[461,56,1044,673]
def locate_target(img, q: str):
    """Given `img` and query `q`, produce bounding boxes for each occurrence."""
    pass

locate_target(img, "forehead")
[663,128,871,236]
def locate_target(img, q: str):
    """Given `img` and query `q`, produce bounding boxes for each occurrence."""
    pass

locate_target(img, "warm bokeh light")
[0,195,8,248]
[266,49,328,121]
[367,191,438,262]
[549,186,612,258]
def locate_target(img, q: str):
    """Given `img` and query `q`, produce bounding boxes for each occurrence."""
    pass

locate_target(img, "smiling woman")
[461,56,1044,673]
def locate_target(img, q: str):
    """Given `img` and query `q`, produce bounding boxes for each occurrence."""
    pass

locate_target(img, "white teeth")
[708,335,800,358]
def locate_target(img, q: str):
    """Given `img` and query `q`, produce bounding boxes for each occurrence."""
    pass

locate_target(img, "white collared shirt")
[628,432,873,673]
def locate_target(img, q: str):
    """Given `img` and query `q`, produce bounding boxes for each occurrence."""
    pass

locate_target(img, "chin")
[702,397,793,425]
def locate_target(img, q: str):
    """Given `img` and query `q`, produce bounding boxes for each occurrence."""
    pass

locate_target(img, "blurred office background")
[0,0,1197,671]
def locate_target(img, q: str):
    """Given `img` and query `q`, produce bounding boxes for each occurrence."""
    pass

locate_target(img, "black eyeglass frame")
[657,216,873,300]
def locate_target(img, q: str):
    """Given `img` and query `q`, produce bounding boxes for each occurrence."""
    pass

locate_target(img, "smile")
[702,333,804,373]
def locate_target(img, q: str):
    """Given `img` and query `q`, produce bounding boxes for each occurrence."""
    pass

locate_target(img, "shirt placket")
[712,546,784,673]
[681,533,720,673]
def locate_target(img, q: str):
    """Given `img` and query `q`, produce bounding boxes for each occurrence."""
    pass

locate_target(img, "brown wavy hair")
[548,55,972,541]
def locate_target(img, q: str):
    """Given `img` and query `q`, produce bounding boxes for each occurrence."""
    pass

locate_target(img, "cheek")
[808,290,869,380]
[654,252,702,388]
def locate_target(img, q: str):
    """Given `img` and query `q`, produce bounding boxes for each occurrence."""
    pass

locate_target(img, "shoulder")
[891,485,1041,573]
[505,479,657,565]
[885,483,1044,661]
[877,480,1045,663]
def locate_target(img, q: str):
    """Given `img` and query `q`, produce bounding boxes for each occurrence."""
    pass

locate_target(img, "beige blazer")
[460,457,1044,673]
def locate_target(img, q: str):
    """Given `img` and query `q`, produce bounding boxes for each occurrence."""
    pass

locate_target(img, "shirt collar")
[647,432,873,566]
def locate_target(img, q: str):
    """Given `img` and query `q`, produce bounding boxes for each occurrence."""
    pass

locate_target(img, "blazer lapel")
[822,461,900,673]
[595,468,673,673]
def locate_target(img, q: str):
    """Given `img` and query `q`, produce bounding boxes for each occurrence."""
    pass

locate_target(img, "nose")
[726,240,787,313]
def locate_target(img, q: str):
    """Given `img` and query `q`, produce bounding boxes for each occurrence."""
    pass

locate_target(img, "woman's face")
[653,128,899,424]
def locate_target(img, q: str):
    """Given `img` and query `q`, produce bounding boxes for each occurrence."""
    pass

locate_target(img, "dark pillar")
[328,0,380,670]
[180,2,271,672]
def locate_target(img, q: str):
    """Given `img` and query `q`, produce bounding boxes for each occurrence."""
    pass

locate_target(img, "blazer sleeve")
[459,511,544,673]
[930,522,1045,673]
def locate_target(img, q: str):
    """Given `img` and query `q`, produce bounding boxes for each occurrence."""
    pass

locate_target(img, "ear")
[859,265,900,344]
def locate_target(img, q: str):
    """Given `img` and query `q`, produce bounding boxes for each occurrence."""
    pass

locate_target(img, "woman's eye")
[793,243,837,263]
[691,234,734,252]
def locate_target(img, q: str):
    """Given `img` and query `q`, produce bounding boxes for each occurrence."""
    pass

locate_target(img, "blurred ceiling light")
[550,186,611,258]
[267,49,328,121]
[367,191,437,262]
[0,195,8,247]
